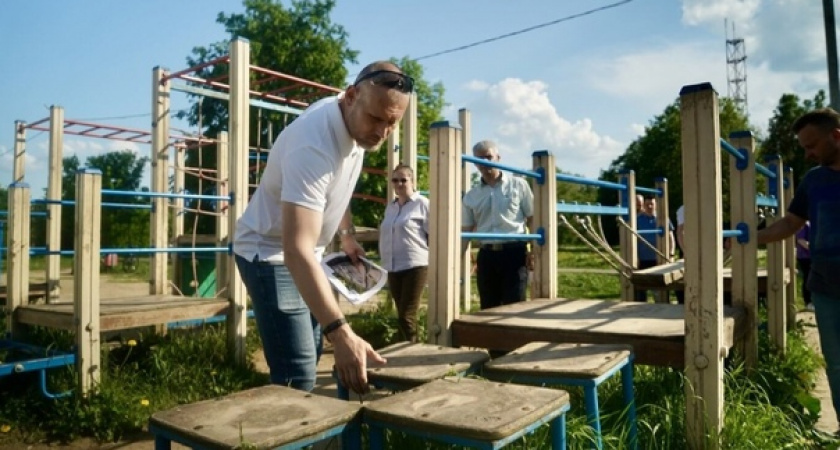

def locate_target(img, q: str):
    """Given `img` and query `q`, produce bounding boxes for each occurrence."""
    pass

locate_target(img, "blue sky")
[0,0,831,195]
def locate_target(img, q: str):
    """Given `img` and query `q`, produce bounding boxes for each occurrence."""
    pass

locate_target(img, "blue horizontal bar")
[27,247,230,257]
[461,154,542,181]
[755,162,776,179]
[556,173,626,191]
[635,186,661,196]
[719,139,746,161]
[101,189,229,202]
[168,309,255,329]
[756,194,778,208]
[0,211,45,217]
[556,202,628,216]
[637,228,663,236]
[722,229,743,238]
[101,247,229,255]
[102,202,152,210]
[461,232,541,242]
[0,340,75,377]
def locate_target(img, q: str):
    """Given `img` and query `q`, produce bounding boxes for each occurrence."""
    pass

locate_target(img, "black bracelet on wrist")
[322,317,348,338]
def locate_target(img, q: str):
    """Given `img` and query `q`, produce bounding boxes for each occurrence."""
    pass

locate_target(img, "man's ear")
[344,84,358,106]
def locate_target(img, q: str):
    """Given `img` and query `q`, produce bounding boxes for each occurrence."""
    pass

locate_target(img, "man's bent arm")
[757,213,806,245]
[281,201,385,394]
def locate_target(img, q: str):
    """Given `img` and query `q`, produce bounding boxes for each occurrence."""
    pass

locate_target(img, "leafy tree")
[759,90,825,187]
[179,0,358,234]
[59,151,150,250]
[597,96,751,244]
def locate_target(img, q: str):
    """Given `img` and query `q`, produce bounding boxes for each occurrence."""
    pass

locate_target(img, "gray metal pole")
[824,0,840,110]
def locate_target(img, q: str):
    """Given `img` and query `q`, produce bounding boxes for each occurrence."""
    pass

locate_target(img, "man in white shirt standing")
[233,61,412,394]
[462,140,534,310]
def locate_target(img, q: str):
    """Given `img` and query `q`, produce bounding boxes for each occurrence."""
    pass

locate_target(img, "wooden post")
[531,151,557,299]
[7,182,30,339]
[75,169,102,396]
[386,122,400,203]
[13,121,26,184]
[680,82,724,449]
[765,156,786,352]
[402,93,418,173]
[458,109,472,312]
[46,106,64,301]
[783,168,797,331]
[655,177,671,303]
[728,131,758,369]
[427,121,462,346]
[216,132,229,297]
[151,66,171,295]
[173,144,185,240]
[619,171,637,302]
[227,38,250,365]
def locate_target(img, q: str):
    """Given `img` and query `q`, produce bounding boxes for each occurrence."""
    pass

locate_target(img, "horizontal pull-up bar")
[556,202,627,216]
[719,138,776,179]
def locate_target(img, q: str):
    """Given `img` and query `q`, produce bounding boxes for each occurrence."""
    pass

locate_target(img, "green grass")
[0,247,836,449]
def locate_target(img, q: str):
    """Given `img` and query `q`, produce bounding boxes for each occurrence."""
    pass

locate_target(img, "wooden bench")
[364,377,571,449]
[149,385,362,449]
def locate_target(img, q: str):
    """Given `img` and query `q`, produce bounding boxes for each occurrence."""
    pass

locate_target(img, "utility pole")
[824,0,840,110]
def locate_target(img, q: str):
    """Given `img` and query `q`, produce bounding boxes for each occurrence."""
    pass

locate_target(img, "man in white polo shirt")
[233,61,412,394]
[462,140,534,310]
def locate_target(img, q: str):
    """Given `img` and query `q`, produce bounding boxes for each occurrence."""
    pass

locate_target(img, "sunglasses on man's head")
[354,70,415,93]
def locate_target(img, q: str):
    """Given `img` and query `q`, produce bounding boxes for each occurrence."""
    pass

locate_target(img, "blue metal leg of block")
[341,418,362,450]
[621,361,638,450]
[550,414,567,450]
[583,383,603,449]
[369,423,386,449]
[153,435,171,450]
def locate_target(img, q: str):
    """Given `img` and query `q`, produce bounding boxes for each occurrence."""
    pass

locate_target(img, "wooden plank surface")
[632,260,784,294]
[451,298,745,368]
[369,342,489,387]
[484,342,632,380]
[150,385,361,449]
[14,296,229,331]
[364,377,570,442]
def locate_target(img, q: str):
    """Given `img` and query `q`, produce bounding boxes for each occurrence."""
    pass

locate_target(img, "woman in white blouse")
[378,164,430,342]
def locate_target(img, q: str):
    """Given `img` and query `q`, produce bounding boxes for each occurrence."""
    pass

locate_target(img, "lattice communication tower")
[726,21,748,117]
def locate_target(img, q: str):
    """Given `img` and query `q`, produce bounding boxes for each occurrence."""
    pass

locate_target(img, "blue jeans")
[235,254,322,391]
[813,291,840,422]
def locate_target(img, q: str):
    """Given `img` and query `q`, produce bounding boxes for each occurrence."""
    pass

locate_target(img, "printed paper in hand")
[321,252,387,305]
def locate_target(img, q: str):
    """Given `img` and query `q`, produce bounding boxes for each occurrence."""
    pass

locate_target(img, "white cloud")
[683,0,825,73]
[460,78,624,178]
[585,40,727,108]
[681,0,759,27]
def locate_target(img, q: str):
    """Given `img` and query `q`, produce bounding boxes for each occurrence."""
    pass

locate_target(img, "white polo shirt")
[233,94,364,263]
[378,192,430,272]
[462,173,534,244]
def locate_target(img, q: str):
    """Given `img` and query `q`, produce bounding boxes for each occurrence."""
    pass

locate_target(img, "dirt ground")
[1,272,836,448]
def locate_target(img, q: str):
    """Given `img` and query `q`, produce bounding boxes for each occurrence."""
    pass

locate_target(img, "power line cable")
[412,0,633,62]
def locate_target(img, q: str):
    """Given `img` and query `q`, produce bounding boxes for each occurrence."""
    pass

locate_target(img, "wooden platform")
[631,260,786,294]
[0,282,49,304]
[14,295,230,331]
[451,298,745,368]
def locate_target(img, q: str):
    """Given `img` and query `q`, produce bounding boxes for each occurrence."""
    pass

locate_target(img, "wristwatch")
[337,227,355,236]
